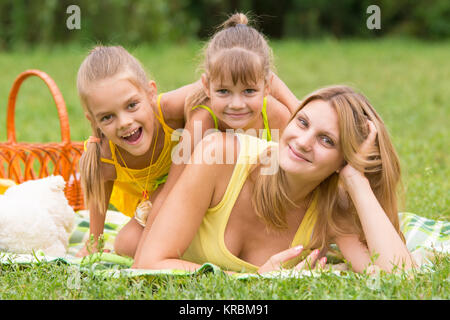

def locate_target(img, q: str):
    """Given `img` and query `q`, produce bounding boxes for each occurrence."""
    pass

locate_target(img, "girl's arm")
[159,80,203,121]
[133,133,237,270]
[265,95,292,140]
[269,71,300,114]
[75,179,114,257]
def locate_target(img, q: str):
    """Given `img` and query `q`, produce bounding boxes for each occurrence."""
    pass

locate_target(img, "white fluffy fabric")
[0,176,75,256]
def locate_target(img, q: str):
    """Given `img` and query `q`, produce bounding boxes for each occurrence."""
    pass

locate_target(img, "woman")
[133,85,415,274]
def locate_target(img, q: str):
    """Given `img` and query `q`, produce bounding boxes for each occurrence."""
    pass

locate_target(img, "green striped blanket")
[0,211,448,279]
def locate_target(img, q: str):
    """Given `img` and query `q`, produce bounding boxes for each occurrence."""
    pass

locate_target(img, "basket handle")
[6,69,72,145]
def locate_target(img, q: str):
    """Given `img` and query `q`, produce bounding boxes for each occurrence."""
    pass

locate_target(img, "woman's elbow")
[132,253,164,270]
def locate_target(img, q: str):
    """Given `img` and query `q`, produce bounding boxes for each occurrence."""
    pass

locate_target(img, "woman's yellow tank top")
[182,133,319,273]
[99,94,179,218]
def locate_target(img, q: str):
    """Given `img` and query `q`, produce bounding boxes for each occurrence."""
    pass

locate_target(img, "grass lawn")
[0,38,449,299]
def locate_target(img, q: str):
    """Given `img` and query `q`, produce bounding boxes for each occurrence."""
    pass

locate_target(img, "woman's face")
[279,99,344,182]
[85,75,157,156]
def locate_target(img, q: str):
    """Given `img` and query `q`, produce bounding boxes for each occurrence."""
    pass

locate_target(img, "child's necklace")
[115,125,160,227]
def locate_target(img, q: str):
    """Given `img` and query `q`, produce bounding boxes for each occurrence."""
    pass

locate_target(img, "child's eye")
[100,114,113,122]
[217,89,229,95]
[244,89,256,94]
[127,102,138,109]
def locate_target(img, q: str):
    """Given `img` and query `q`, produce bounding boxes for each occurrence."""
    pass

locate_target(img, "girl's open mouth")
[121,127,143,144]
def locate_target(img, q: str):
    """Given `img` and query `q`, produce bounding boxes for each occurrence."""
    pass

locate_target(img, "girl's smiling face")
[85,74,157,156]
[279,99,344,182]
[203,72,269,130]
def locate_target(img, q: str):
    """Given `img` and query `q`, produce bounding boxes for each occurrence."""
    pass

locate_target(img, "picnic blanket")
[0,210,448,279]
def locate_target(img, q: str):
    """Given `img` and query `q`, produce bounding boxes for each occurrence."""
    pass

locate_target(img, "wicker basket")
[0,69,85,210]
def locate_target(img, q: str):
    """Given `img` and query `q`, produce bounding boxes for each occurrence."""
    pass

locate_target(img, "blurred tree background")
[0,0,449,50]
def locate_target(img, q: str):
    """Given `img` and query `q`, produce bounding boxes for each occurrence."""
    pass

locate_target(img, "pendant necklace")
[115,124,160,227]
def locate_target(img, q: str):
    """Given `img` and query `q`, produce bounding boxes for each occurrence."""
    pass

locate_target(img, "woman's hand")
[338,120,378,190]
[257,246,327,274]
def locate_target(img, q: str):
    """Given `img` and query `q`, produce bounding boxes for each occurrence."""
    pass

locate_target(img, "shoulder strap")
[261,97,272,141]
[192,104,219,129]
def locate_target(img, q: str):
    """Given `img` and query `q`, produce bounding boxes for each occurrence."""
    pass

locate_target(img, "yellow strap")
[192,104,219,129]
[261,97,271,141]
[100,157,115,165]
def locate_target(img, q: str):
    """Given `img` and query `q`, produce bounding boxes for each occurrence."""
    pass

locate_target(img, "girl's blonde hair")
[77,45,151,214]
[252,85,405,249]
[186,12,274,110]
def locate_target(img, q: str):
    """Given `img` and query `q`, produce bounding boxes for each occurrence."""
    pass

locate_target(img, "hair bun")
[222,13,249,29]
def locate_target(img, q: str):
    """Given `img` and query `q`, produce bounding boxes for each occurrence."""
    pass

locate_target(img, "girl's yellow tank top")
[182,133,318,273]
[99,93,179,218]
[192,97,272,141]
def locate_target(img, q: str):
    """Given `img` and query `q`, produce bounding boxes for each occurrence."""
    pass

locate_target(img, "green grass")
[0,254,448,299]
[0,38,449,299]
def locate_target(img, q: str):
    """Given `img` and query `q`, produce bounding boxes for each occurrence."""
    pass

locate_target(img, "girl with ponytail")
[76,45,198,257]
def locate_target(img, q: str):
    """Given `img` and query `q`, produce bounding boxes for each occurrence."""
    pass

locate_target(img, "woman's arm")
[133,108,217,260]
[133,133,237,270]
[337,173,414,273]
[337,121,414,273]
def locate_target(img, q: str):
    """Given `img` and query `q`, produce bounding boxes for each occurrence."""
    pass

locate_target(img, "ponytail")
[79,127,106,215]
[220,12,249,29]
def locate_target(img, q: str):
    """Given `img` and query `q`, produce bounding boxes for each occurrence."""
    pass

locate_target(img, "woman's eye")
[321,136,335,147]
[297,117,308,127]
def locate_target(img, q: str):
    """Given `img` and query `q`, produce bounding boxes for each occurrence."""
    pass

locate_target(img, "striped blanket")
[0,211,448,279]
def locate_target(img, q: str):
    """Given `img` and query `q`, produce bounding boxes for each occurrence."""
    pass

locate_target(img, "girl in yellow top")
[76,46,199,258]
[134,85,415,274]
[183,13,297,145]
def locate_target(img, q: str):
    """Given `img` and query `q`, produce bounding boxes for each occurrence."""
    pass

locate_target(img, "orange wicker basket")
[0,69,85,210]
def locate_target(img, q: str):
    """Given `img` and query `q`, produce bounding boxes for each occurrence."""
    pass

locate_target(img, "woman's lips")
[288,145,311,162]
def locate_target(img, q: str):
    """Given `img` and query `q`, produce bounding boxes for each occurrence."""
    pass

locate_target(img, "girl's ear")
[201,73,210,98]
[85,112,93,123]
[148,80,158,106]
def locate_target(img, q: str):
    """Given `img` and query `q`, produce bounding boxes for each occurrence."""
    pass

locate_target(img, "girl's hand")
[257,246,327,274]
[75,242,110,257]
[338,120,378,189]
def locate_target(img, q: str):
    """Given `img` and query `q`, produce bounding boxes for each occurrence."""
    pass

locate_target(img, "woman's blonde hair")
[252,85,405,250]
[186,12,274,110]
[77,45,151,214]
